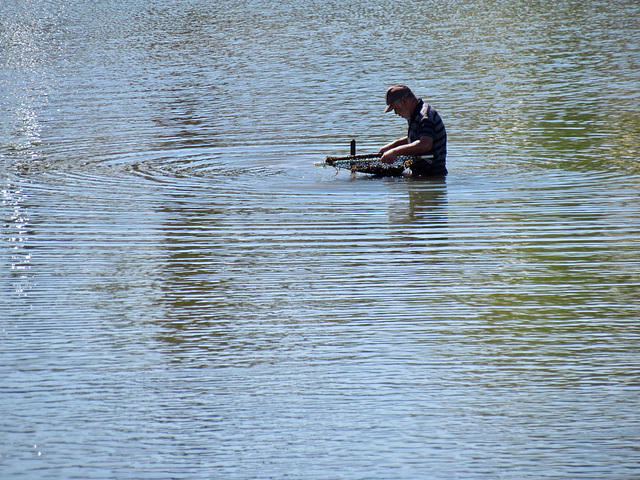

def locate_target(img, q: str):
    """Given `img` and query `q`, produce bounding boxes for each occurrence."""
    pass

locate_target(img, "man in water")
[379,84,447,176]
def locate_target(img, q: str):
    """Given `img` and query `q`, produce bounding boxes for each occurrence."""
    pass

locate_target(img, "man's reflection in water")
[389,177,448,226]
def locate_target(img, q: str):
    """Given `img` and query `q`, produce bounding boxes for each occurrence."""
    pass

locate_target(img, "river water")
[1,0,639,478]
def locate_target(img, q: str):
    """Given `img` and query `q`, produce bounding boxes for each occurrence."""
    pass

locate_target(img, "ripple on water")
[2,0,640,478]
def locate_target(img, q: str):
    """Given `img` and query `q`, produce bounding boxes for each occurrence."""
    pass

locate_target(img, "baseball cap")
[384,84,413,113]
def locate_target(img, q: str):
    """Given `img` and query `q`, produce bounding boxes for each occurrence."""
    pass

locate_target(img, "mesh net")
[320,154,432,176]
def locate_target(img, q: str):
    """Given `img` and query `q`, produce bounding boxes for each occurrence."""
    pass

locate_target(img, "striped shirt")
[408,100,447,176]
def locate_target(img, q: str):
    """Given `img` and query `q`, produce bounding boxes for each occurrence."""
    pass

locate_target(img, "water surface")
[1,0,639,478]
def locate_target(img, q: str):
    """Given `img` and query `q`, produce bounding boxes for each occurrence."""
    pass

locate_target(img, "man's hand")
[380,149,398,164]
[378,137,409,163]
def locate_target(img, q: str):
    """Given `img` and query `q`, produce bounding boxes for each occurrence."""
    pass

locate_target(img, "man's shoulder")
[421,102,439,115]
[416,103,434,124]
[420,103,444,125]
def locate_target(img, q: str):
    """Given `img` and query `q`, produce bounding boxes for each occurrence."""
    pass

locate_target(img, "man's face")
[389,97,411,120]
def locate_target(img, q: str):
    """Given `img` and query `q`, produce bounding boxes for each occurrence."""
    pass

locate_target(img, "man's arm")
[380,136,433,163]
[378,137,408,155]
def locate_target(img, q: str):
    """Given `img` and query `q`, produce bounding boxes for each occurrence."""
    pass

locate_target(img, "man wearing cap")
[379,84,447,176]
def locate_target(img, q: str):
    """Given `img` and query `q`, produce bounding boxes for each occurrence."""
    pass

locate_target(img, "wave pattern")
[1,0,640,478]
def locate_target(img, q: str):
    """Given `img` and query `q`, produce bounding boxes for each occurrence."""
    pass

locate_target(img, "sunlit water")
[2,0,639,478]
